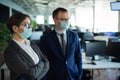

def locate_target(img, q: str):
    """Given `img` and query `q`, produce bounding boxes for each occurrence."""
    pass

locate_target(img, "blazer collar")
[9,39,35,64]
[51,30,65,57]
[52,30,72,58]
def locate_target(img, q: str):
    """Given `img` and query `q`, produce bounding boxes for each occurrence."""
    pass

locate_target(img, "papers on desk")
[82,59,97,65]
[82,59,92,64]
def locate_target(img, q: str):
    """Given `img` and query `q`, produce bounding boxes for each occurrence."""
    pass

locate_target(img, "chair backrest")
[83,32,94,40]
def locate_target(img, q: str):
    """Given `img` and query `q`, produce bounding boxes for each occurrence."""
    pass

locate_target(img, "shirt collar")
[12,38,30,45]
[55,29,66,35]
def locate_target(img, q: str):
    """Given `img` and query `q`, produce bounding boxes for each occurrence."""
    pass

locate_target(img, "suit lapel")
[52,30,64,57]
[66,30,73,59]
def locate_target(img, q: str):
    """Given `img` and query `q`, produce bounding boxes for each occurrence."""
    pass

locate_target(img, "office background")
[0,0,120,80]
[0,0,120,32]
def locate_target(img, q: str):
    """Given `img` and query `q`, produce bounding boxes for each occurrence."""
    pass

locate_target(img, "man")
[39,7,82,80]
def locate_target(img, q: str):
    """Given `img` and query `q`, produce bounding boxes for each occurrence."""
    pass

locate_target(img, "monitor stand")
[111,57,120,63]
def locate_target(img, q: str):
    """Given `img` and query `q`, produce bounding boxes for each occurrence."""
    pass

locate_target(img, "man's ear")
[53,18,57,22]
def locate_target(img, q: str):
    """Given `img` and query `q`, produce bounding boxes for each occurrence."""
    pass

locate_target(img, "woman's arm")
[4,46,45,80]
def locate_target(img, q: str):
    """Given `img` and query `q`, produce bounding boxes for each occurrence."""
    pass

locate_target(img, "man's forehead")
[57,12,69,17]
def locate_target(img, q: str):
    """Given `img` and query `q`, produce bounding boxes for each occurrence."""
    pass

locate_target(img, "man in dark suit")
[39,7,82,80]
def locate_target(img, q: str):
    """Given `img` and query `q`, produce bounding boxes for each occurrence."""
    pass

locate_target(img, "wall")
[0,3,9,23]
[0,0,35,21]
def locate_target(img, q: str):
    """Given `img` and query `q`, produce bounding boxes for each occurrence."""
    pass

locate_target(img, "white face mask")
[20,27,32,39]
[59,21,69,30]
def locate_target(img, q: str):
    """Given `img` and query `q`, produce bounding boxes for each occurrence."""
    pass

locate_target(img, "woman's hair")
[7,13,30,33]
[52,7,68,18]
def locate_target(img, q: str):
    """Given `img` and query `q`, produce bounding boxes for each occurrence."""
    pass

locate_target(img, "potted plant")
[0,23,11,66]
[31,20,37,31]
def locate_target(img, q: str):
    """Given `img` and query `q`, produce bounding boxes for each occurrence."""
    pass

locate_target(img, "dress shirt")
[55,29,67,47]
[12,39,39,64]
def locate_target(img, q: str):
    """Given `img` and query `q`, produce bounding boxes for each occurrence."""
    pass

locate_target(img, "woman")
[4,13,49,80]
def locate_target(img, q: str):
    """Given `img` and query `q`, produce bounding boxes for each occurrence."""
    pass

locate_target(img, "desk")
[82,59,120,80]
[0,60,120,80]
[83,59,120,69]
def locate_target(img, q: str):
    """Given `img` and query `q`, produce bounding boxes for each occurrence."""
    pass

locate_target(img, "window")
[48,15,54,24]
[94,1,118,32]
[69,14,76,29]
[36,15,44,24]
[75,1,118,32]
[75,6,93,31]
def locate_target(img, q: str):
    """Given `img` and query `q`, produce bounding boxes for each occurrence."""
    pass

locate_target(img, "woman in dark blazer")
[4,13,49,80]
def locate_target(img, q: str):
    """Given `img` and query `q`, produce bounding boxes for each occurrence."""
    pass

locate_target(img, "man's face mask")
[60,21,69,30]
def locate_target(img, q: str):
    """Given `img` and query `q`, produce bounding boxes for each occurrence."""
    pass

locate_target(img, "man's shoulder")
[67,29,78,35]
[41,30,54,38]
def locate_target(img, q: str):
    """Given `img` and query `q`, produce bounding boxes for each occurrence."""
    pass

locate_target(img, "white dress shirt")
[12,39,39,64]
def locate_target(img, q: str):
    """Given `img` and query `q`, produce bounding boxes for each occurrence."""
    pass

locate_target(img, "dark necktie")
[60,34,66,56]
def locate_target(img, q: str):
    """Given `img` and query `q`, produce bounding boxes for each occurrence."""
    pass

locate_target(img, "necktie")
[60,34,66,56]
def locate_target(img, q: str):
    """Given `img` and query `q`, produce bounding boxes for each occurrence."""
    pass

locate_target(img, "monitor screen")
[85,41,106,57]
[110,2,120,11]
[108,37,120,42]
[30,31,43,40]
[107,42,120,58]
[103,32,115,37]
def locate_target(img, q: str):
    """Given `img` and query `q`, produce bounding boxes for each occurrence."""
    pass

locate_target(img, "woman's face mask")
[20,24,32,39]
[59,21,69,30]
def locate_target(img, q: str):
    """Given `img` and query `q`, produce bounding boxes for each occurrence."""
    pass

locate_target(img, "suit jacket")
[39,29,82,80]
[4,39,49,80]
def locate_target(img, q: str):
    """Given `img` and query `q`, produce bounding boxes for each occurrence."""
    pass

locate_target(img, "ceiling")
[12,0,118,15]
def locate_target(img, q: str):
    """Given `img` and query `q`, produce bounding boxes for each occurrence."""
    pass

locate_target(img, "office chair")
[83,32,94,41]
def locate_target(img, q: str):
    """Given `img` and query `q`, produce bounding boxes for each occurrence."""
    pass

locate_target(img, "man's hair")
[52,7,68,18]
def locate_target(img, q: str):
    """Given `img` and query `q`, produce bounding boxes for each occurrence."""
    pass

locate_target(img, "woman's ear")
[12,25,18,33]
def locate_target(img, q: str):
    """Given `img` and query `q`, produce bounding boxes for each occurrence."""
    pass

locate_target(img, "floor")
[83,69,120,80]
[0,68,120,80]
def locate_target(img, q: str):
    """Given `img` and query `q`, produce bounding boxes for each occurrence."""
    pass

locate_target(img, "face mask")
[20,27,32,39]
[60,21,69,30]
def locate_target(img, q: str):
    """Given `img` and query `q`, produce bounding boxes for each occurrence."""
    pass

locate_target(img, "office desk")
[82,59,120,80]
[0,60,120,80]
[83,59,120,69]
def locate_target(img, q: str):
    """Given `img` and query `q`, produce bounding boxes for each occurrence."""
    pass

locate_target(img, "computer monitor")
[107,42,120,58]
[30,31,43,46]
[110,2,120,11]
[107,42,120,62]
[108,37,120,42]
[103,32,115,37]
[30,31,43,40]
[85,40,106,59]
